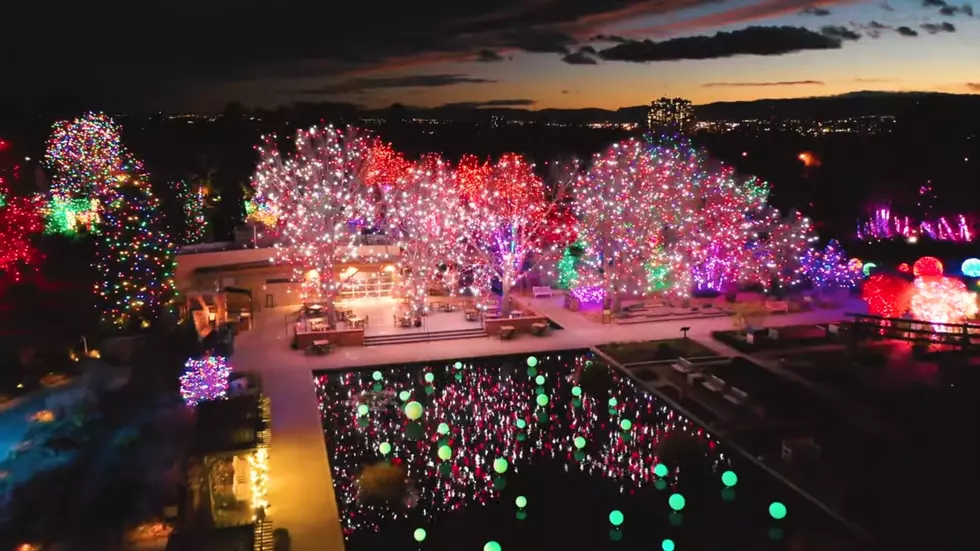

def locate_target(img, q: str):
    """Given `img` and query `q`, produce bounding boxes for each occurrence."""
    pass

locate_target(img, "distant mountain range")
[346,91,980,124]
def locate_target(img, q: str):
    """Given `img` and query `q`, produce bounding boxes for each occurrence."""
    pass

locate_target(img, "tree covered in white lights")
[383,155,465,314]
[250,126,378,323]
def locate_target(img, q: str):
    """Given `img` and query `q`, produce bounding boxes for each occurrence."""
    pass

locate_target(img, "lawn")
[597,338,717,364]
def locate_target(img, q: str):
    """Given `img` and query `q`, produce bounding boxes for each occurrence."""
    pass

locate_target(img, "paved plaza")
[233,296,867,551]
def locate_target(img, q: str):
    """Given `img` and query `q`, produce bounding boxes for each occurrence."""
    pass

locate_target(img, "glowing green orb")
[527,356,538,367]
[515,495,527,508]
[372,371,382,381]
[484,542,501,551]
[516,418,527,429]
[863,262,877,277]
[609,510,624,526]
[357,404,369,416]
[661,539,675,551]
[608,397,618,407]
[573,436,586,449]
[535,375,545,385]
[571,385,582,397]
[413,528,427,542]
[493,457,509,473]
[536,394,549,407]
[378,442,391,455]
[454,361,463,369]
[654,463,668,477]
[721,470,738,487]
[404,401,424,420]
[437,422,450,435]
[437,445,452,461]
[620,419,632,431]
[669,493,686,511]
[424,372,435,383]
[398,390,410,401]
[769,501,787,520]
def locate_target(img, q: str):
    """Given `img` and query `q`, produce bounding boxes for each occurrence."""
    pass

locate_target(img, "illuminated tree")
[575,139,671,310]
[251,126,378,322]
[175,180,207,244]
[384,155,463,314]
[800,239,860,293]
[43,113,133,235]
[455,154,575,314]
[0,193,43,281]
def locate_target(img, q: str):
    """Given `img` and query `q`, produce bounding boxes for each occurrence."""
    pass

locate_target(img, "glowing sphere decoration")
[913,256,944,278]
[897,262,911,273]
[398,390,410,401]
[437,445,453,461]
[769,501,788,520]
[721,470,738,487]
[493,458,509,473]
[609,510,624,526]
[526,356,538,367]
[424,372,435,383]
[962,258,980,278]
[654,463,668,477]
[536,394,549,407]
[574,436,587,449]
[908,276,978,325]
[413,528,427,542]
[404,401,424,420]
[847,258,863,272]
[668,493,686,511]
[662,539,676,551]
[437,422,450,435]
[862,262,877,277]
[484,542,501,551]
[861,273,911,318]
[620,419,633,431]
[378,442,391,455]
[515,496,527,508]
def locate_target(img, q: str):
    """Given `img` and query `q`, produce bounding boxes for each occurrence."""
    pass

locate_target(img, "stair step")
[364,329,487,346]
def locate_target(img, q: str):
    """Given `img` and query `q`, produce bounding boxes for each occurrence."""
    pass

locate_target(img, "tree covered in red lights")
[455,154,575,314]
[0,191,43,282]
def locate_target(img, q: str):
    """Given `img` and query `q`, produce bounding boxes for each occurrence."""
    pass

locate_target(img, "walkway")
[233,299,866,551]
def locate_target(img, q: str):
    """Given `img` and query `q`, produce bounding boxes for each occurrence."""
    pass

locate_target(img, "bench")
[532,286,553,298]
[307,339,331,355]
[765,301,789,314]
[500,325,516,340]
[530,322,548,336]
[724,387,749,405]
[701,375,727,393]
[671,359,697,374]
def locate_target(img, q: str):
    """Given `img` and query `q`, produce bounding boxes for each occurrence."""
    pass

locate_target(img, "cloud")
[896,26,920,36]
[920,21,957,33]
[702,80,824,87]
[295,74,495,95]
[880,2,896,10]
[923,0,974,16]
[820,25,862,40]
[436,99,536,109]
[859,20,892,37]
[561,46,600,65]
[596,26,846,63]
[854,77,899,83]
[801,6,832,15]
[475,50,505,62]
[967,83,980,92]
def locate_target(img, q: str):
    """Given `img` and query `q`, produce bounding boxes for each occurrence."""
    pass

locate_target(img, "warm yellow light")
[249,448,270,517]
[88,349,101,359]
[383,265,396,273]
[305,269,320,281]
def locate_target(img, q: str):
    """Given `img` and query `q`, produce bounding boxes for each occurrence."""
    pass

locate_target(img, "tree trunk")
[501,279,513,316]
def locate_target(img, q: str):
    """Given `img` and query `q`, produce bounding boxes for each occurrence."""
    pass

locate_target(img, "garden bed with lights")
[313,350,866,551]
[712,325,841,353]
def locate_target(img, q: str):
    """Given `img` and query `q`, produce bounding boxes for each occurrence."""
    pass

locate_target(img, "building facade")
[647,97,696,133]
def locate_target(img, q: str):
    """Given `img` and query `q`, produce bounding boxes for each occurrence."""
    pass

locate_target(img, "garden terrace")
[314,349,867,551]
[190,394,270,456]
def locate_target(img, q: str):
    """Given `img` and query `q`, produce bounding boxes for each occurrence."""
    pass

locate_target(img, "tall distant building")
[647,97,695,133]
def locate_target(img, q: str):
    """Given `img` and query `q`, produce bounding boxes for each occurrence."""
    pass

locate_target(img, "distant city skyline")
[1,1,978,112]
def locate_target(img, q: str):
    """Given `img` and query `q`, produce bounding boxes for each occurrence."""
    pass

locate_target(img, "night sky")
[3,0,977,112]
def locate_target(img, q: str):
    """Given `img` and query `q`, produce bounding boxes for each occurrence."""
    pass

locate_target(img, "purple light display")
[180,356,232,406]
[570,285,605,304]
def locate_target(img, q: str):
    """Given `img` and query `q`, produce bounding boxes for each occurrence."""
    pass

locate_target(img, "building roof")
[165,524,256,551]
[191,394,267,455]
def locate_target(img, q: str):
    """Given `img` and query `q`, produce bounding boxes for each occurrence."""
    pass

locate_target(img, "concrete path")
[233,298,867,551]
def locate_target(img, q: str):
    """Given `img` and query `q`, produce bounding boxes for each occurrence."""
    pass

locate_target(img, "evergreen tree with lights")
[95,181,177,330]
[800,239,860,295]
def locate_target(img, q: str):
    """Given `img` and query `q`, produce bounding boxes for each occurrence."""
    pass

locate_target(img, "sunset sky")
[4,0,978,111]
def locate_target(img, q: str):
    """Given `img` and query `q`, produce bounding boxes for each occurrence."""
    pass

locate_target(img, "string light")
[0,193,43,281]
[799,239,862,290]
[180,356,232,406]
[175,180,207,244]
[314,353,813,547]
